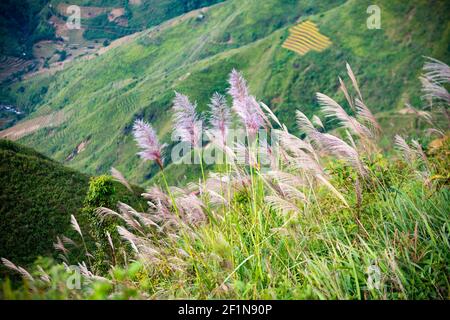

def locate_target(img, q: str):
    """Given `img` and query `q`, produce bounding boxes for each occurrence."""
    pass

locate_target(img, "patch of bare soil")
[33,40,64,59]
[0,110,68,140]
[49,15,70,39]
[57,3,110,19]
[65,138,90,161]
[108,8,125,22]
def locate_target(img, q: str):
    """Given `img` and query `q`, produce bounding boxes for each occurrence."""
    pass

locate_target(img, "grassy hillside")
[0,139,144,267]
[0,0,224,88]
[53,0,225,41]
[0,0,225,57]
[0,0,55,58]
[1,0,449,187]
[1,67,448,299]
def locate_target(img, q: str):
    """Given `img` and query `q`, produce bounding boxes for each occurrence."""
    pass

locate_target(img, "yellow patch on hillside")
[428,135,449,154]
[282,21,331,56]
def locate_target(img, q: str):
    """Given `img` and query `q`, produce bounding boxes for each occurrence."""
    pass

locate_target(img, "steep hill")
[0,0,224,84]
[0,0,54,58]
[1,0,449,186]
[0,139,144,267]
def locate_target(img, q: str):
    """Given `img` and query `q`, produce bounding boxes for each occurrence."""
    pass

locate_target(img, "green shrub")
[82,176,118,274]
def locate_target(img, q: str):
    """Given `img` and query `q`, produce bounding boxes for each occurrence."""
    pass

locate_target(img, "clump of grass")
[2,60,449,300]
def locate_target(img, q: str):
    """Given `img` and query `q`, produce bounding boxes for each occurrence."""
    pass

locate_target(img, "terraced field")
[282,20,332,55]
[0,56,35,82]
[0,110,68,140]
[2,0,449,187]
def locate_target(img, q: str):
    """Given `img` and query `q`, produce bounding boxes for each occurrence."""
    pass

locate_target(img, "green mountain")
[1,0,449,187]
[0,0,54,58]
[0,0,225,57]
[0,139,143,267]
[0,0,223,85]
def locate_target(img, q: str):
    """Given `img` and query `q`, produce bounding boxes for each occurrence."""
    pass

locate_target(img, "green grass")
[1,0,448,301]
[0,0,226,58]
[80,0,226,41]
[1,134,448,299]
[1,18,449,297]
[1,0,448,188]
[0,139,145,269]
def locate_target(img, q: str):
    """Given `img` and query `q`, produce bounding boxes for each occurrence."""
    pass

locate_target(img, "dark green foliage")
[56,50,67,62]
[82,175,118,273]
[0,0,55,57]
[0,139,145,273]
[82,13,133,41]
[0,139,89,268]
[81,175,147,274]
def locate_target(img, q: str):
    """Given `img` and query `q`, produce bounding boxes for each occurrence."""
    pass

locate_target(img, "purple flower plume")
[228,69,265,137]
[172,92,203,147]
[209,92,231,145]
[133,119,166,169]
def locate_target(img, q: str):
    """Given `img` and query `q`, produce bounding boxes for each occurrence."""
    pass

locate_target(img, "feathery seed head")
[133,119,166,169]
[228,69,265,137]
[172,92,203,147]
[420,57,450,104]
[209,92,231,144]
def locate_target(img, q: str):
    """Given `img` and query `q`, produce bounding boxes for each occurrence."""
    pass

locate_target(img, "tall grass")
[1,60,449,300]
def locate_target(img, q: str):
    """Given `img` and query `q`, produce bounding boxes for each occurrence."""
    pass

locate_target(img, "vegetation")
[0,0,448,301]
[0,0,55,58]
[81,174,146,273]
[0,139,89,268]
[1,59,448,299]
[1,0,448,188]
[0,139,145,271]
[0,0,225,55]
[81,0,226,41]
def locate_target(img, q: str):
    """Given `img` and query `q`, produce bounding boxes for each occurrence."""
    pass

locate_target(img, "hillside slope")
[0,0,53,58]
[0,139,90,266]
[0,139,144,267]
[1,0,449,186]
[0,0,226,58]
[0,0,224,86]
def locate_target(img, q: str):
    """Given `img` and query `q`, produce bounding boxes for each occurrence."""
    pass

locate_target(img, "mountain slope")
[0,0,225,86]
[0,139,144,267]
[0,0,226,57]
[1,0,449,186]
[0,0,54,58]
[0,139,90,266]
